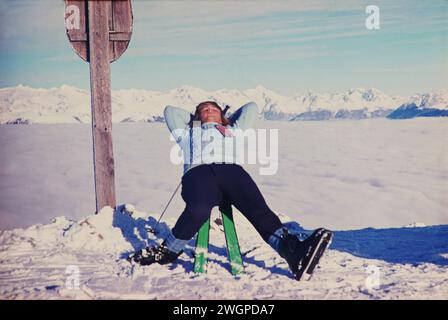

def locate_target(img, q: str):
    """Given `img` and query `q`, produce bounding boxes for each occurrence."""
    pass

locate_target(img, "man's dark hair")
[190,101,230,127]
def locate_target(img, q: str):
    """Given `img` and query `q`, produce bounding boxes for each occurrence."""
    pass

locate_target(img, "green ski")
[221,204,244,275]
[194,202,244,275]
[194,217,210,273]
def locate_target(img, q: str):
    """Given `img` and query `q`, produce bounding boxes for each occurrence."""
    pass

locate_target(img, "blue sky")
[0,0,446,95]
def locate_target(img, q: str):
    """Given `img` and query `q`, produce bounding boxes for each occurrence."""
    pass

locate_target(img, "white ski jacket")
[164,102,258,175]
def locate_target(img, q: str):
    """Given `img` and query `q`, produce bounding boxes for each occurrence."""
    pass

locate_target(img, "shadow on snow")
[112,204,448,278]
[285,221,448,266]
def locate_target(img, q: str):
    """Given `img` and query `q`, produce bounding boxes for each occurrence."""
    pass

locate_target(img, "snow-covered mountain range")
[0,84,447,124]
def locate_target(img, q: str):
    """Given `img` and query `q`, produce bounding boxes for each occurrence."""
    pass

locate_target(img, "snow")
[1,85,447,124]
[0,118,447,299]
[1,205,447,299]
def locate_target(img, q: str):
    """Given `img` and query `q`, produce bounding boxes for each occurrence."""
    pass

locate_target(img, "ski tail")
[194,218,210,273]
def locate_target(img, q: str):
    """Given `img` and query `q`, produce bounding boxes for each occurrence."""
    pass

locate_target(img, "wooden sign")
[65,0,133,62]
[64,0,133,213]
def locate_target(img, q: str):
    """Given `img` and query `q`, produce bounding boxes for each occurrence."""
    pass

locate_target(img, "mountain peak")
[254,84,269,91]
[59,84,77,90]
[15,84,32,90]
[175,85,202,92]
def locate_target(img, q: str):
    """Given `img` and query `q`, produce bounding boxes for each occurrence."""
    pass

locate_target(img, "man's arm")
[228,102,259,130]
[164,105,192,142]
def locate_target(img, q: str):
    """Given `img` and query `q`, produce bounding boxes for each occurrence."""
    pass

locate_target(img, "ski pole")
[147,118,193,235]
[148,180,182,235]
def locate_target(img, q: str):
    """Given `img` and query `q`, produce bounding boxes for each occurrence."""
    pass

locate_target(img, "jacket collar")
[201,121,220,128]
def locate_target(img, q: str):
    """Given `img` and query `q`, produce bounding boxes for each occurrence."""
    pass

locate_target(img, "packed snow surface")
[0,205,447,300]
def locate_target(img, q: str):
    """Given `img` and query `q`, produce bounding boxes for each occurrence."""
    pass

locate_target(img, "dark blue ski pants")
[171,163,283,243]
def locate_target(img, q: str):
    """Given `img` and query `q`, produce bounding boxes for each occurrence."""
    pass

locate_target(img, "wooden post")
[88,1,116,212]
[65,0,133,213]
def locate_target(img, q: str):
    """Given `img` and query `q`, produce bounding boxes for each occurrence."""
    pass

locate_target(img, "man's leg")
[170,165,223,242]
[213,164,283,243]
[129,165,223,265]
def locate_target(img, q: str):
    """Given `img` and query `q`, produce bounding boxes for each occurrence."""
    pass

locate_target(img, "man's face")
[198,104,222,124]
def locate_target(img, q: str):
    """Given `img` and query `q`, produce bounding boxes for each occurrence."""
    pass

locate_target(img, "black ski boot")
[277,227,333,281]
[127,241,183,266]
